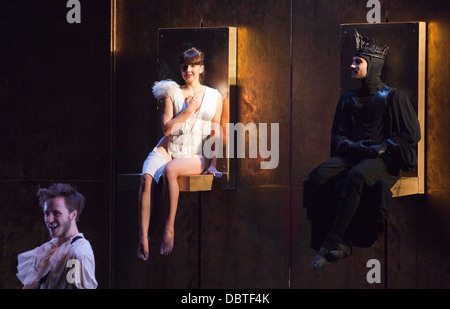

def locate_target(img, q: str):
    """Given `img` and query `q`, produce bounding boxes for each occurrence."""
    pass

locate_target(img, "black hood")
[353,30,389,96]
[356,52,385,96]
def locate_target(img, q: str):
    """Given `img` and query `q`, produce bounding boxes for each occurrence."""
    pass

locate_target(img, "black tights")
[309,156,395,250]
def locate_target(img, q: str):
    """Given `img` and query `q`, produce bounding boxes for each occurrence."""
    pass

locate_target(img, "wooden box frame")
[340,22,426,197]
[157,27,237,191]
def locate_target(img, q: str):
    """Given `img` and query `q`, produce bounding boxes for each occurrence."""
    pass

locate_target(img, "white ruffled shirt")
[16,233,97,289]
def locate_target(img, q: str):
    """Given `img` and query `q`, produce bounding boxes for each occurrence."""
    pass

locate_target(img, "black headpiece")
[354,30,389,60]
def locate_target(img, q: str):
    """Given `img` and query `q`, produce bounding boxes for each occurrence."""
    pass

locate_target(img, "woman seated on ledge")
[137,47,223,260]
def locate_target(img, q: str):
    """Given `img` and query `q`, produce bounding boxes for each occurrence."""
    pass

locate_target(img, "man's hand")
[337,139,374,159]
[362,140,389,158]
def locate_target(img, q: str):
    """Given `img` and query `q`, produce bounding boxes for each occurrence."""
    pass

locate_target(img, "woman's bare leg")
[137,174,155,260]
[161,156,205,255]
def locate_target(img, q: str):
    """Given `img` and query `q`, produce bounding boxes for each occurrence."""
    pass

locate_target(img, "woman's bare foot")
[137,235,149,260]
[160,228,174,255]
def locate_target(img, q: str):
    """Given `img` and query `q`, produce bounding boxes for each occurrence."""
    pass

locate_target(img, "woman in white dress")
[138,48,223,259]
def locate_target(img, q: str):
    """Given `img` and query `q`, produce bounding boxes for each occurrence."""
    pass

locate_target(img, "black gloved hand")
[337,139,374,159]
[364,140,390,159]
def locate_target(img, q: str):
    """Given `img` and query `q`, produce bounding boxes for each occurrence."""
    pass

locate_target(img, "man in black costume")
[303,31,421,270]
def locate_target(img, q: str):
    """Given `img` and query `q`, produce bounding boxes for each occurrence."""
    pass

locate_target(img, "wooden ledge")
[391,176,424,198]
[117,173,228,192]
[178,174,214,192]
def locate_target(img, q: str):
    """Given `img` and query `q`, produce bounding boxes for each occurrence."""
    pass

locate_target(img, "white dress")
[142,80,219,181]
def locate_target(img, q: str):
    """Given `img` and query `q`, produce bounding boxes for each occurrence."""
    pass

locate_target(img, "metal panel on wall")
[340,22,426,197]
[157,27,237,189]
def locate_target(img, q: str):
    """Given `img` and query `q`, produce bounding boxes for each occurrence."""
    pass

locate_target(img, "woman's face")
[180,63,204,83]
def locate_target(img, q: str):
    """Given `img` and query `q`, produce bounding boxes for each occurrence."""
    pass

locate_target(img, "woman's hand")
[185,95,202,114]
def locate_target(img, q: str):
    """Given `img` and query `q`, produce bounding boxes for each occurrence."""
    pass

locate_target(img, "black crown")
[354,30,389,59]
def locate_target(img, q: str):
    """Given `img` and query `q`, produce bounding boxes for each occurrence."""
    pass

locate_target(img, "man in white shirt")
[16,183,98,289]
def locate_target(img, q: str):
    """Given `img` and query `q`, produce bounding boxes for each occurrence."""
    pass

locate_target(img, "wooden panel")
[200,186,291,288]
[178,174,214,192]
[340,22,426,197]
[391,177,419,198]
[157,27,237,189]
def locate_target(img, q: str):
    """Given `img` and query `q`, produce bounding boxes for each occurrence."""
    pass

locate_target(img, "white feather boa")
[152,79,180,100]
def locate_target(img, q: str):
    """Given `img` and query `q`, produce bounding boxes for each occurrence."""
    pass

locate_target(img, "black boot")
[325,242,352,262]
[311,247,330,270]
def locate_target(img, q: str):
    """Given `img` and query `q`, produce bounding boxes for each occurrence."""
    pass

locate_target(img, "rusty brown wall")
[114,0,450,289]
[114,0,292,289]
[292,0,450,289]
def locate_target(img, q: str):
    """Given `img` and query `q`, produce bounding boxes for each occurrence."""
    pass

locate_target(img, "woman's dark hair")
[179,47,205,83]
[37,183,86,222]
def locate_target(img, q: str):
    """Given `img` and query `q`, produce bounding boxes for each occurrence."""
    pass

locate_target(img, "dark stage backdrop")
[0,0,113,288]
[1,0,449,289]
